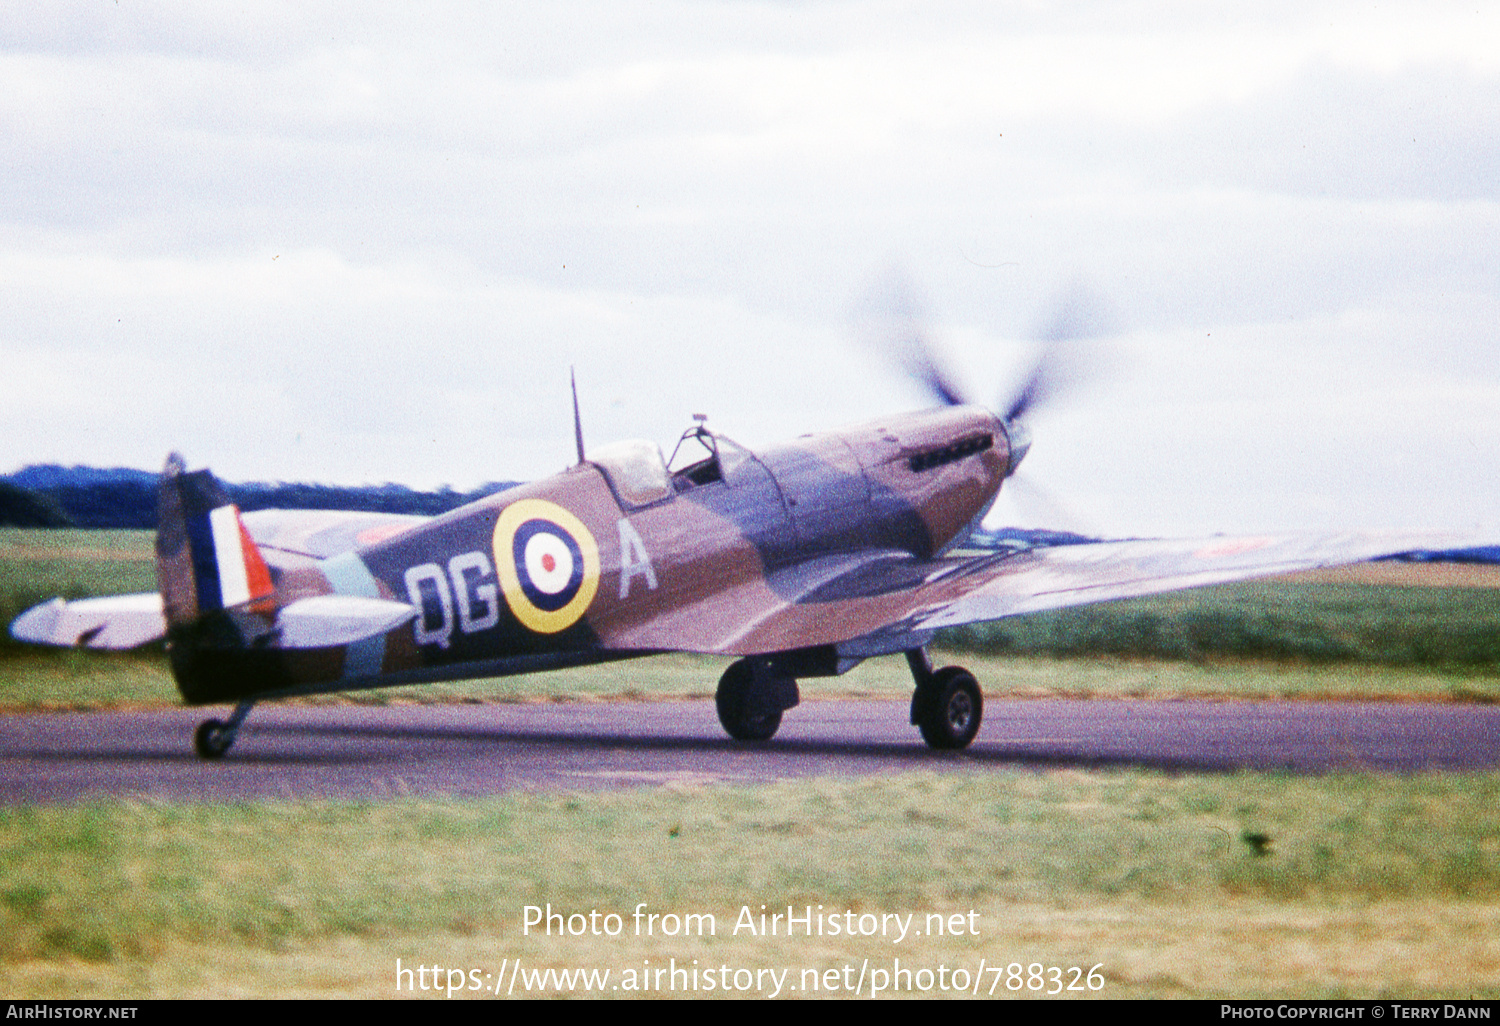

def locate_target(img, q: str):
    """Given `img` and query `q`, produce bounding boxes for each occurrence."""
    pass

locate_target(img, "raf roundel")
[492,499,601,633]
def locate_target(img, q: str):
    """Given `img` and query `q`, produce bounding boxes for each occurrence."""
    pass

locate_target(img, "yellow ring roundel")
[492,499,600,633]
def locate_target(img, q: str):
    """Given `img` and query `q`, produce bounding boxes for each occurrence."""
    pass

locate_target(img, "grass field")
[2,773,1498,998]
[0,529,157,621]
[942,570,1500,669]
[4,529,1499,999]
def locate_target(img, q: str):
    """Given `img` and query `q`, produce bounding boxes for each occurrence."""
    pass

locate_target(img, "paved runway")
[2,698,1498,803]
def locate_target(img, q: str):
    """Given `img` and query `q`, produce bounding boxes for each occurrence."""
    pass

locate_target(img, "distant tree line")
[0,481,75,527]
[0,466,521,528]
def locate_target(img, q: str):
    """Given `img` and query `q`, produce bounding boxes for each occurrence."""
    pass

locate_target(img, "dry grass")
[3,772,1499,998]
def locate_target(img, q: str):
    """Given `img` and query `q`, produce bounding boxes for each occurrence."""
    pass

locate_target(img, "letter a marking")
[617,519,658,599]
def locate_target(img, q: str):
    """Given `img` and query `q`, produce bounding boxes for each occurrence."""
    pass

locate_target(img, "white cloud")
[0,1,1496,536]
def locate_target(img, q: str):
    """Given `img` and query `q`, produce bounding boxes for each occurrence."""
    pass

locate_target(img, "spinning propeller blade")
[856,269,971,408]
[858,270,1116,508]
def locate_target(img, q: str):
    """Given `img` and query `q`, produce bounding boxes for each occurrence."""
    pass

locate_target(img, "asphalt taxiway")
[1,698,1497,803]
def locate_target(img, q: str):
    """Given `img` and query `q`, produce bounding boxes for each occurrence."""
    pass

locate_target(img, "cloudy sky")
[3,1,1497,537]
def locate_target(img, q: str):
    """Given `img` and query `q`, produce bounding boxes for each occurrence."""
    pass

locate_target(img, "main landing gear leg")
[194,700,255,760]
[906,648,982,750]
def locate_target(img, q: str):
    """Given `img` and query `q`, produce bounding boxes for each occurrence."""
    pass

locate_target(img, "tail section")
[155,453,274,629]
[157,453,289,703]
[7,452,267,655]
[155,454,418,705]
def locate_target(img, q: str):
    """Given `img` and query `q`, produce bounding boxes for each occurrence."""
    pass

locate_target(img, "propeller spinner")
[857,272,1113,486]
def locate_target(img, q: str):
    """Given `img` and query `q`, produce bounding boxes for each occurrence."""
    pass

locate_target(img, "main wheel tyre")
[915,667,982,750]
[194,718,234,760]
[715,661,783,741]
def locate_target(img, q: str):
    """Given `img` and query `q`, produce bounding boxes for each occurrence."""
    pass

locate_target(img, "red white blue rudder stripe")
[157,454,275,624]
[186,503,274,611]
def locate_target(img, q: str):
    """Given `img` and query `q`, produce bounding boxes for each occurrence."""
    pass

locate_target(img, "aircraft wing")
[908,530,1481,629]
[608,529,1487,657]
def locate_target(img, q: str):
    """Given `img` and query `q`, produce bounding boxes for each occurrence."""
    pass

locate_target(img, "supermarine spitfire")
[10,350,1475,759]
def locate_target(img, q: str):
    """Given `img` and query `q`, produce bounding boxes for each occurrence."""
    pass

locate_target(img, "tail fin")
[155,453,274,630]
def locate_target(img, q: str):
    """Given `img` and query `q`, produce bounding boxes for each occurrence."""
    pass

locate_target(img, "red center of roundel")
[541,553,556,573]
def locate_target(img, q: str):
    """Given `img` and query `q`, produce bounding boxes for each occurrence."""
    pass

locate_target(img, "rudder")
[155,453,274,630]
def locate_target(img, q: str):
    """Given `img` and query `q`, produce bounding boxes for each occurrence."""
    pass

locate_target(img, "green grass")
[3,772,1499,998]
[7,646,1500,711]
[0,529,156,653]
[0,529,169,707]
[5,530,1500,998]
[939,576,1500,670]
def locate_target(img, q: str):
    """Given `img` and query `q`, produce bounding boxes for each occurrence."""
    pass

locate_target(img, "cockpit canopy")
[667,422,758,489]
[587,438,672,507]
[590,420,762,508]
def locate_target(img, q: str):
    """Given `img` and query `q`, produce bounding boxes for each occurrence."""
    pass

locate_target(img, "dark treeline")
[1,466,521,528]
[0,481,75,527]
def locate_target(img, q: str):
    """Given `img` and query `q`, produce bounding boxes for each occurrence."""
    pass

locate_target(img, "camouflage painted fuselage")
[168,406,1013,704]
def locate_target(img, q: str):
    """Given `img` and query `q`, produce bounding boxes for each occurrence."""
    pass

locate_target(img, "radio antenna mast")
[570,367,586,465]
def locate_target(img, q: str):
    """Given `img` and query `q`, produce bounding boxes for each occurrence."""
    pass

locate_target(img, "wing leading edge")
[602,529,1489,658]
[913,530,1480,629]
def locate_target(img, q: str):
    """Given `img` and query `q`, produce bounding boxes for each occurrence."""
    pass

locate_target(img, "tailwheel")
[192,699,255,760]
[193,718,235,759]
[913,666,983,750]
[715,659,787,742]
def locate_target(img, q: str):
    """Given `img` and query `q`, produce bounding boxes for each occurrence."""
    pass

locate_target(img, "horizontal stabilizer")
[10,593,167,650]
[274,595,417,649]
